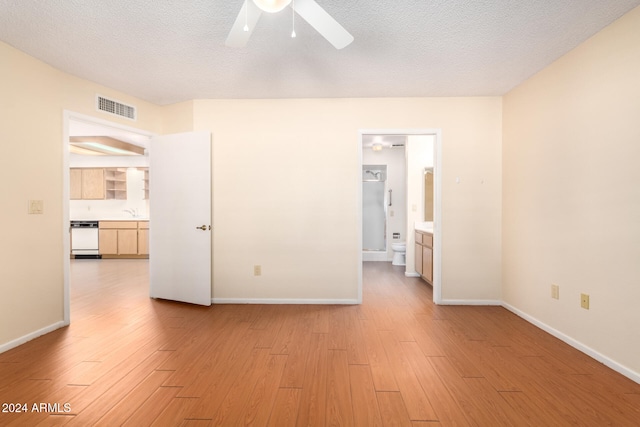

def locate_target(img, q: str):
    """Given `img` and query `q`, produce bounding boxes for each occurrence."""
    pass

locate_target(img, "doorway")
[62,111,154,324]
[358,129,442,304]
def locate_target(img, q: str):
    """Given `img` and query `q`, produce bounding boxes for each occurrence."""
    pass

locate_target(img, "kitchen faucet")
[123,208,138,217]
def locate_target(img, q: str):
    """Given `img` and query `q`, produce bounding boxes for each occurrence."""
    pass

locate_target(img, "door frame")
[358,129,443,304]
[62,110,155,324]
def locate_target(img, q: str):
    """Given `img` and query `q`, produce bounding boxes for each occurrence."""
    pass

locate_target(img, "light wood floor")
[1,260,639,426]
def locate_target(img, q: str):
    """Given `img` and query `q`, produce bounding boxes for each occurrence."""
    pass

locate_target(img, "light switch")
[28,200,44,214]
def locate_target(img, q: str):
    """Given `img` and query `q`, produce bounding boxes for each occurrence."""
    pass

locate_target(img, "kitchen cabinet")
[104,168,128,200]
[70,169,82,199]
[138,221,149,255]
[99,221,149,258]
[70,168,127,200]
[141,167,149,200]
[415,230,433,284]
[70,168,105,200]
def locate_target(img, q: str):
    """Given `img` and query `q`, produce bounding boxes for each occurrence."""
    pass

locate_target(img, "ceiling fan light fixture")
[253,0,292,13]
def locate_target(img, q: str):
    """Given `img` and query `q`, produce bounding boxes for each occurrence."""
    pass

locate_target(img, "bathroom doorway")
[358,129,442,304]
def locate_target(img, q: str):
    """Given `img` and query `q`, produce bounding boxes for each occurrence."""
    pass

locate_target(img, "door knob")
[196,225,208,230]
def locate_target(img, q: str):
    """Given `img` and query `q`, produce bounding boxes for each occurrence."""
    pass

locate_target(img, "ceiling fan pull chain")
[243,0,249,32]
[291,0,296,38]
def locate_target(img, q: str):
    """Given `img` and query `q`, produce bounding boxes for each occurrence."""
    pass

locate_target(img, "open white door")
[149,131,212,306]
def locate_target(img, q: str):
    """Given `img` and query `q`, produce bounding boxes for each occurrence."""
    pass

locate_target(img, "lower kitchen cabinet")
[138,222,149,255]
[99,221,149,258]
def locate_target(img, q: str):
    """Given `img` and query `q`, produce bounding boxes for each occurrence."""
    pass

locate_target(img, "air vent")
[96,95,136,120]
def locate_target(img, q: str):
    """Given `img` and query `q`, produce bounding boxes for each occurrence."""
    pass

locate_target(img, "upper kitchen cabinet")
[70,167,128,200]
[105,168,128,200]
[141,167,149,200]
[70,168,105,200]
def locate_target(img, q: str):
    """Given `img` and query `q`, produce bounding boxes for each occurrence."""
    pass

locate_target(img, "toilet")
[391,241,406,266]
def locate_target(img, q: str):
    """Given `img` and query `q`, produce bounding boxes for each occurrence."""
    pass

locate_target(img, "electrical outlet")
[551,284,559,300]
[254,265,261,276]
[581,293,590,310]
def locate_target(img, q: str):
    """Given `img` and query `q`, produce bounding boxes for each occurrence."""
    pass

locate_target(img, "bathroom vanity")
[415,230,433,284]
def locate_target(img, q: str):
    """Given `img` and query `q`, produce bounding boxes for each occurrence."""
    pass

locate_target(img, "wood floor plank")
[65,350,173,425]
[252,305,286,349]
[240,354,288,426]
[344,307,369,365]
[278,318,313,388]
[295,333,328,427]
[93,370,175,425]
[326,349,355,426]
[378,330,438,421]
[428,356,498,425]
[359,319,399,392]
[267,388,301,427]
[121,386,183,426]
[376,391,413,427]
[349,365,384,427]
[209,348,272,425]
[327,307,348,350]
[401,342,471,426]
[498,390,575,427]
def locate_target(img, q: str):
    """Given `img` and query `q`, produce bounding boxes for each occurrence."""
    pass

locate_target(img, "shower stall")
[362,165,387,252]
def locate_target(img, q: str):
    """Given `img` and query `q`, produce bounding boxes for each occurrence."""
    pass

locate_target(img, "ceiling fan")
[226,0,354,49]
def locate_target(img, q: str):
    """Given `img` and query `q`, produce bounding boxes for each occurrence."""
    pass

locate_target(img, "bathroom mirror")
[424,168,434,221]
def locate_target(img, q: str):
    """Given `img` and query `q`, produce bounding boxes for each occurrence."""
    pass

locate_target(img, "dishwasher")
[70,220,101,259]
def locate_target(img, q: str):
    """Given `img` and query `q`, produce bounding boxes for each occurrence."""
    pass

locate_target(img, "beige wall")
[160,100,195,134]
[193,97,502,302]
[0,41,162,348]
[503,7,640,376]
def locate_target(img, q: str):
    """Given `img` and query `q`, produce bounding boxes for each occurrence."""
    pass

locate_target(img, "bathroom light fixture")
[372,143,383,152]
[253,0,292,13]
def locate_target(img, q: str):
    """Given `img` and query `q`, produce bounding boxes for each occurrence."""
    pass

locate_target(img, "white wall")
[502,6,640,379]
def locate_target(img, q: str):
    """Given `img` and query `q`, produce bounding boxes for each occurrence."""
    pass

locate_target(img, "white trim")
[213,298,359,305]
[438,299,502,306]
[358,129,442,305]
[0,321,66,354]
[63,110,155,326]
[356,139,363,304]
[405,272,420,278]
[502,302,640,385]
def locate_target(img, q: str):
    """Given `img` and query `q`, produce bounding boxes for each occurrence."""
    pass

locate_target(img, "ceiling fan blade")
[225,1,263,48]
[294,0,354,49]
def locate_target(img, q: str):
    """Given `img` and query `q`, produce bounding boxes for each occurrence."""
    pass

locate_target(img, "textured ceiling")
[1,1,638,105]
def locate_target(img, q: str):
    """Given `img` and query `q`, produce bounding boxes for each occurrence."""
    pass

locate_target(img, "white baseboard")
[405,272,420,277]
[0,321,67,354]
[437,299,502,306]
[502,302,640,385]
[212,298,359,305]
